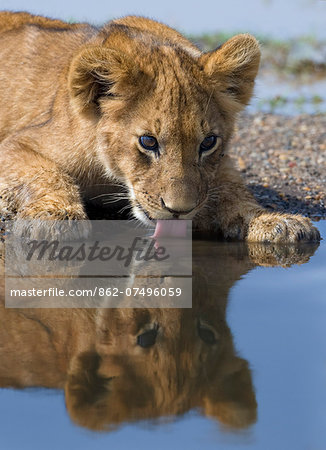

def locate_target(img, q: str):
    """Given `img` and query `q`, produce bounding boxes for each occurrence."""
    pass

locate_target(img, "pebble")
[237,156,246,171]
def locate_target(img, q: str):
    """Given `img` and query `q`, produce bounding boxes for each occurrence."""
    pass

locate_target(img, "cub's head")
[64,246,257,431]
[65,307,256,431]
[69,17,260,224]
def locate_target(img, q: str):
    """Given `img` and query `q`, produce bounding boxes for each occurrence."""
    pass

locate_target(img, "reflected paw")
[247,241,320,267]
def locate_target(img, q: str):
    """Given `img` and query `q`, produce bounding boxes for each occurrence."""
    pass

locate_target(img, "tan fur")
[0,11,320,242]
[0,238,319,430]
[0,243,258,431]
[0,308,256,431]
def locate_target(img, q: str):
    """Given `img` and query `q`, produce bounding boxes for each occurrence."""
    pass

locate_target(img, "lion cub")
[0,12,320,242]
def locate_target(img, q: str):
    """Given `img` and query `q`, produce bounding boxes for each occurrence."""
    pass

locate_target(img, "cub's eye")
[139,135,159,151]
[200,135,220,153]
[197,320,218,345]
[137,328,158,348]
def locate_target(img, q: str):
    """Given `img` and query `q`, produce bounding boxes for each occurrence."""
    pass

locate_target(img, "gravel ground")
[230,113,326,220]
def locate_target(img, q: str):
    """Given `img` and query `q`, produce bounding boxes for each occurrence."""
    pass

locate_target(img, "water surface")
[0,221,325,449]
[1,0,326,39]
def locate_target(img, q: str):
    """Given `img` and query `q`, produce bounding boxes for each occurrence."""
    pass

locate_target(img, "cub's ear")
[200,34,260,112]
[202,357,257,429]
[65,351,112,430]
[68,45,144,114]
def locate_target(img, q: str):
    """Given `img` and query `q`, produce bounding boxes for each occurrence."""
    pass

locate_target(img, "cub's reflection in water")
[0,239,319,431]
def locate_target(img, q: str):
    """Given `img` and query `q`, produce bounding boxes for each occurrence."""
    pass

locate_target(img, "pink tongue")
[153,220,187,238]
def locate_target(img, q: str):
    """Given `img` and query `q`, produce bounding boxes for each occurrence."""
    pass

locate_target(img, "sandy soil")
[230,113,326,220]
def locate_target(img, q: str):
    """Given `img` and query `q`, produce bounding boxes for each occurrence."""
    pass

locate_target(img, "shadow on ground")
[249,184,326,220]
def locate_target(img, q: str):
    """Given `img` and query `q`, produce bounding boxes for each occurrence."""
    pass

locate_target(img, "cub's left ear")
[200,34,260,111]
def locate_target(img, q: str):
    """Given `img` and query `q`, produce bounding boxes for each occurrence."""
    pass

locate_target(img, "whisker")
[129,217,144,229]
[103,198,130,205]
[86,181,150,197]
[118,204,132,214]
[90,193,130,201]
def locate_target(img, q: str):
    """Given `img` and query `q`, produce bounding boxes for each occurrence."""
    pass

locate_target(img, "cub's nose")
[160,197,198,216]
[160,176,205,216]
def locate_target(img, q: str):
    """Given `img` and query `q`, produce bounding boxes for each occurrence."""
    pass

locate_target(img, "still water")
[1,0,326,39]
[0,221,325,450]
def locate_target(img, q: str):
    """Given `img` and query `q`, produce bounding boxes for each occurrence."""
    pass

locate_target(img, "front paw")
[10,204,90,240]
[247,213,321,243]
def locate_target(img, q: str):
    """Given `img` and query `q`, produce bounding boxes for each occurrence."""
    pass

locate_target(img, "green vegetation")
[257,95,325,114]
[188,33,326,77]
[312,95,323,105]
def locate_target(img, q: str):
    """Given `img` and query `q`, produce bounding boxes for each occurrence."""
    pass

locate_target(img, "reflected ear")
[200,34,260,112]
[203,357,257,428]
[65,351,111,430]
